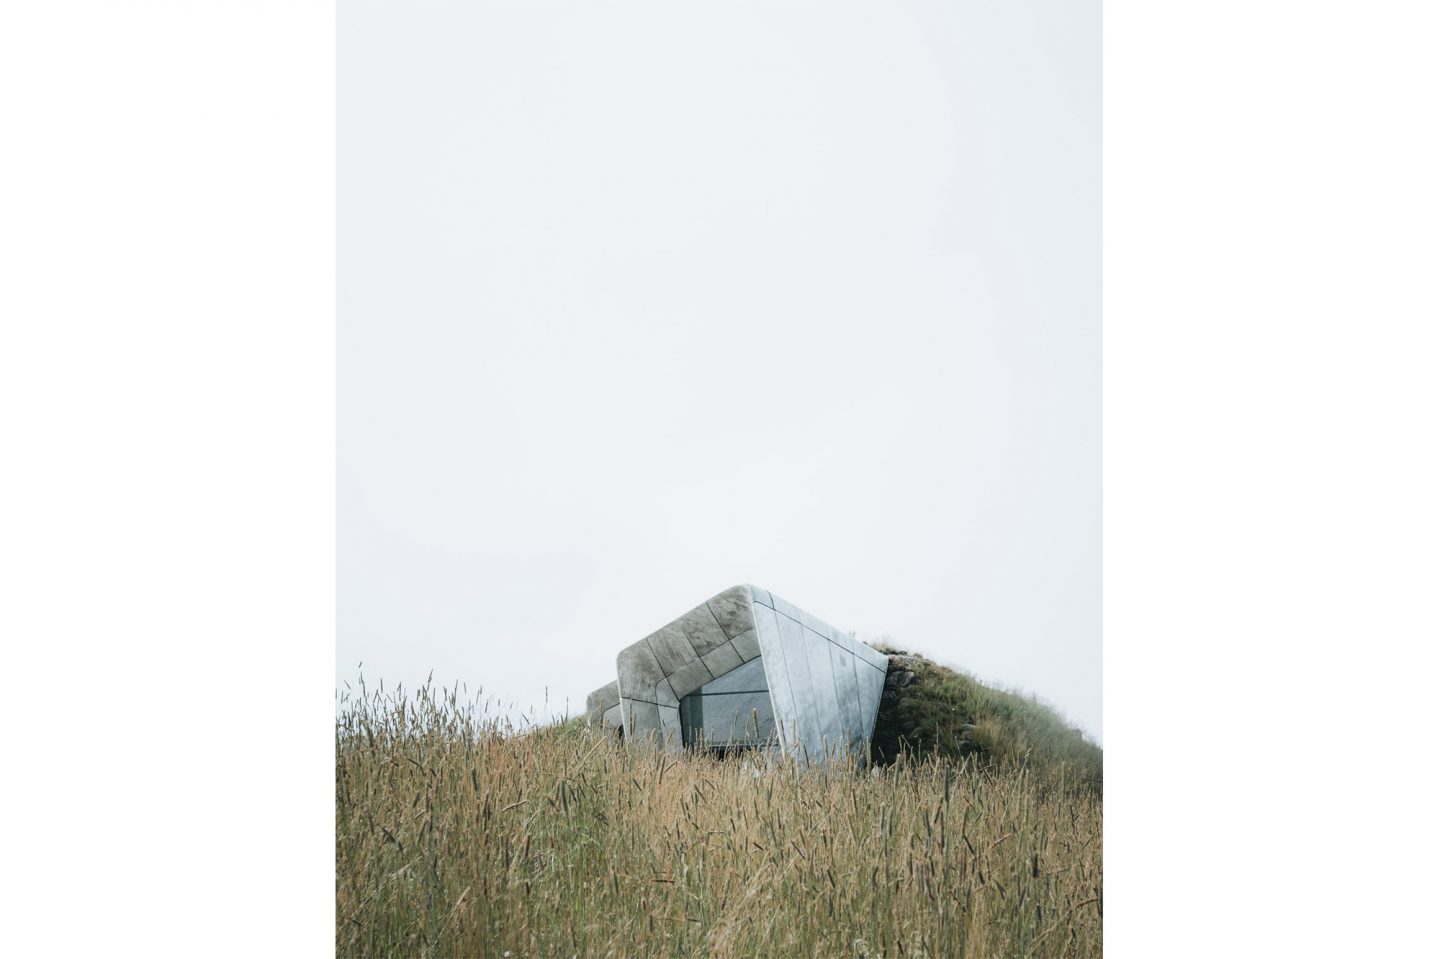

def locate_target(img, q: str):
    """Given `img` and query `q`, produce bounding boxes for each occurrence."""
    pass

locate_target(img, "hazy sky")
[338,1,1101,739]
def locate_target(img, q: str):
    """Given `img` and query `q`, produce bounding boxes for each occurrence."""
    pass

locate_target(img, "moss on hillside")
[869,645,1102,791]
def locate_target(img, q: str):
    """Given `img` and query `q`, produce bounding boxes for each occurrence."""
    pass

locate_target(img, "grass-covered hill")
[870,645,1102,791]
[337,681,1103,958]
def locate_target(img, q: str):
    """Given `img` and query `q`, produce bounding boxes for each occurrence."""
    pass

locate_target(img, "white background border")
[1106,1,1439,955]
[2,1,334,952]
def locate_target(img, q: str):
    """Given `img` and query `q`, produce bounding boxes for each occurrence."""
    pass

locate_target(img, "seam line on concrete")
[803,624,842,745]
[811,625,846,754]
[695,603,729,677]
[761,602,801,758]
[826,636,855,747]
[771,605,886,672]
[850,650,866,744]
[784,612,819,762]
[641,635,661,678]
[705,599,741,642]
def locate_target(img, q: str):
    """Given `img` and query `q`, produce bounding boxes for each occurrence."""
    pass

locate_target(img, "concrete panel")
[770,591,804,625]
[675,604,731,658]
[654,679,679,707]
[821,623,854,656]
[646,623,700,674]
[666,658,714,700]
[602,703,623,730]
[776,612,823,761]
[798,605,835,641]
[753,602,799,755]
[658,705,683,747]
[586,681,620,727]
[625,700,660,743]
[730,626,762,662]
[855,652,886,742]
[852,653,872,743]
[617,644,665,701]
[701,640,743,677]
[829,640,863,752]
[801,625,845,758]
[706,586,756,640]
[617,644,664,740]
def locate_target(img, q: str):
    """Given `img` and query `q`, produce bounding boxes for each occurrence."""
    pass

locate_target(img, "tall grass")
[337,681,1102,958]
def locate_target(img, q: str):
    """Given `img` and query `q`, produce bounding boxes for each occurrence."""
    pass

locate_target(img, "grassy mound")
[337,682,1103,958]
[870,645,1102,791]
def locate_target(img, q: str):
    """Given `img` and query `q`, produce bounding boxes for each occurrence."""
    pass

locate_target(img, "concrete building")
[585,585,888,763]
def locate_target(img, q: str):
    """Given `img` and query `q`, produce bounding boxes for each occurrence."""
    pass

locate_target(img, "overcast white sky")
[338,1,1101,740]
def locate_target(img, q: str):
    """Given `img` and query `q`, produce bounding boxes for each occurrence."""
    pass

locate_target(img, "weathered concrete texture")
[615,587,751,748]
[617,643,666,702]
[700,640,742,677]
[675,604,733,658]
[612,585,886,763]
[585,681,622,732]
[705,589,756,641]
[730,626,762,662]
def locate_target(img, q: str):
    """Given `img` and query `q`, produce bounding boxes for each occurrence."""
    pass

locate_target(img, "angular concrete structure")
[588,585,888,763]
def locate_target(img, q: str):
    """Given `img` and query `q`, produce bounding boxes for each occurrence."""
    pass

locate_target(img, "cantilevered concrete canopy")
[586,585,888,763]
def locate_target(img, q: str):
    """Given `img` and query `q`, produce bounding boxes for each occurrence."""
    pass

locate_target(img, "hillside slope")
[870,646,1102,790]
[337,683,1103,957]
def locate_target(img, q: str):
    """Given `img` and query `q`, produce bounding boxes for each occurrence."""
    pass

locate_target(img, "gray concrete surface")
[590,585,887,763]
